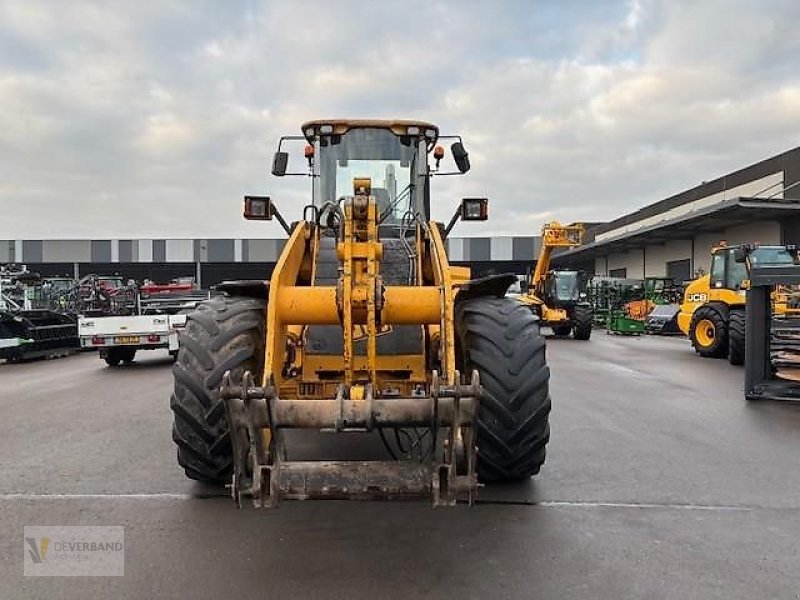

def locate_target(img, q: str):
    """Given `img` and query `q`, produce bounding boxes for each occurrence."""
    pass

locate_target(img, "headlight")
[243,196,273,220]
[460,197,488,221]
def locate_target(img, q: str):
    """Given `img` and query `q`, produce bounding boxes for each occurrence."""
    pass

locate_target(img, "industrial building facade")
[0,236,542,287]
[554,146,800,282]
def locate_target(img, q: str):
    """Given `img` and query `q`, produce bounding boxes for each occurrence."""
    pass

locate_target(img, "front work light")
[460,197,489,221]
[244,196,273,220]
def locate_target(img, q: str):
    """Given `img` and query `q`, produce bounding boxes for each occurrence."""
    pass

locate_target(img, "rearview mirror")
[243,196,273,220]
[733,247,747,263]
[460,197,488,221]
[272,152,288,176]
[451,142,470,173]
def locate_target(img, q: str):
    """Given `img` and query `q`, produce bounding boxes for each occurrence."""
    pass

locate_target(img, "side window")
[726,248,748,289]
[710,252,726,288]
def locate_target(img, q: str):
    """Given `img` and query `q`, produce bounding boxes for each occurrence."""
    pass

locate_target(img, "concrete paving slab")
[1,336,798,598]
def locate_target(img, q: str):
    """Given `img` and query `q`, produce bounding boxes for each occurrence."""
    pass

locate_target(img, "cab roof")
[301,119,439,143]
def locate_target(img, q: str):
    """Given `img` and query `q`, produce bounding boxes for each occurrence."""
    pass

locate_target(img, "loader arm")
[531,245,554,288]
[228,191,481,508]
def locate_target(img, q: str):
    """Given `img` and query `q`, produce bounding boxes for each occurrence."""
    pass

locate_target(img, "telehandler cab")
[170,120,551,507]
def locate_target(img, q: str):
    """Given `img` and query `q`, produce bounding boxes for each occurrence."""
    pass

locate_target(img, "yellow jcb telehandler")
[169,120,552,507]
[518,221,593,339]
[677,242,800,365]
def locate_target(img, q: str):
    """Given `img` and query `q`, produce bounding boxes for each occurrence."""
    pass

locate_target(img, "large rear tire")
[689,305,728,358]
[572,304,593,340]
[728,309,745,366]
[170,296,265,484]
[455,297,551,481]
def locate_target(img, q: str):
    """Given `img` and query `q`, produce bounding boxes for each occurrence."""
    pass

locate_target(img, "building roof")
[554,196,800,266]
[584,146,800,243]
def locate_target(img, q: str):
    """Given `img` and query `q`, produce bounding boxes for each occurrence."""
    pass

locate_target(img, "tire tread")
[728,309,745,365]
[170,296,264,484]
[572,305,593,340]
[456,297,551,481]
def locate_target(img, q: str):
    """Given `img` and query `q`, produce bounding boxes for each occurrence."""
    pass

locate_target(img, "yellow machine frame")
[677,244,796,336]
[222,120,491,508]
[263,197,463,395]
[678,242,800,363]
[519,221,584,323]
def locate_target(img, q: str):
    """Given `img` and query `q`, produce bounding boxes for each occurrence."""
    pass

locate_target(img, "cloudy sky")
[1,0,798,239]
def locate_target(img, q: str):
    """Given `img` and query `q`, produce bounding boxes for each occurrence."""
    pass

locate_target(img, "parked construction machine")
[745,260,800,401]
[169,120,551,507]
[0,265,78,361]
[677,242,800,365]
[518,221,593,339]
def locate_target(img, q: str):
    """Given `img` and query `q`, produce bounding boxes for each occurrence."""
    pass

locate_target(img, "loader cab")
[267,120,473,237]
[710,245,798,291]
[300,121,440,234]
[710,247,746,291]
[541,270,586,308]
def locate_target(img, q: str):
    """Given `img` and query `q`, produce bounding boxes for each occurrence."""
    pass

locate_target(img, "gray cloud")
[0,0,798,239]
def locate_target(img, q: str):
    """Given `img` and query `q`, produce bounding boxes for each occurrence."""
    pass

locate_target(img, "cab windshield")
[548,271,581,303]
[749,246,797,266]
[316,128,420,228]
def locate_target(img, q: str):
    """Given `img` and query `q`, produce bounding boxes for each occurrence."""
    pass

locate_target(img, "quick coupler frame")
[220,370,482,508]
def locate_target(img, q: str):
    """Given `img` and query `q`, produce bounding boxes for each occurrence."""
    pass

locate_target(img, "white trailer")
[78,285,213,367]
[78,313,188,365]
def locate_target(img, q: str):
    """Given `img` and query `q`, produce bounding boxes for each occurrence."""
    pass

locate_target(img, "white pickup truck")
[78,313,187,366]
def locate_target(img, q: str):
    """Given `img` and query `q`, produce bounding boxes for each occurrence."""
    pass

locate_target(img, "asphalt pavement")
[1,333,799,599]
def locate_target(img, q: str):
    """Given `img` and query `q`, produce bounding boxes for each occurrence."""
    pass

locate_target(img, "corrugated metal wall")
[1,237,539,265]
[0,237,540,287]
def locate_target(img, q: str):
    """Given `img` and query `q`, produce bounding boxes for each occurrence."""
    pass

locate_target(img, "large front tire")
[170,296,265,484]
[572,304,593,341]
[689,306,728,358]
[456,297,551,482]
[728,309,745,365]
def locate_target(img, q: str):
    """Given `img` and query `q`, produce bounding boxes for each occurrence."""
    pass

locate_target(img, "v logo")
[25,537,49,563]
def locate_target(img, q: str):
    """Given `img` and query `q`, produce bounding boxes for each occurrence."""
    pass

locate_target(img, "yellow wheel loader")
[677,243,800,365]
[170,120,551,507]
[518,221,593,339]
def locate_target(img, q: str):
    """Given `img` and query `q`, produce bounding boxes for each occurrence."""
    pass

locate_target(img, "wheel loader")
[170,120,551,507]
[677,242,800,365]
[518,221,593,339]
